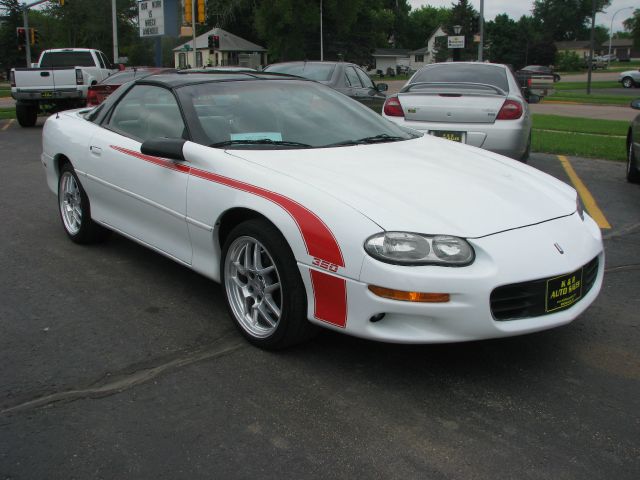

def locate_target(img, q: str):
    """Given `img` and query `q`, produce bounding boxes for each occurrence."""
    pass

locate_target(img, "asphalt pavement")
[1,119,639,479]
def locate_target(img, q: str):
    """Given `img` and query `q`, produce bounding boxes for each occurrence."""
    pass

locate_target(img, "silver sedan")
[382,62,532,161]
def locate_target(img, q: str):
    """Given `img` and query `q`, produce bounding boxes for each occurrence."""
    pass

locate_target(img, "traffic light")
[30,29,39,46]
[184,0,192,24]
[59,0,67,5]
[213,35,219,49]
[197,0,206,24]
[16,27,26,50]
[208,35,214,49]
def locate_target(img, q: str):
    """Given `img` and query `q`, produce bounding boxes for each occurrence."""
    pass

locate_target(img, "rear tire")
[627,137,640,184]
[221,218,317,350]
[621,77,635,89]
[16,102,37,127]
[58,163,110,243]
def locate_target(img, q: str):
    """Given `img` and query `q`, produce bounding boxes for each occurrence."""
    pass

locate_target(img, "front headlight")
[576,194,585,221]
[364,232,475,266]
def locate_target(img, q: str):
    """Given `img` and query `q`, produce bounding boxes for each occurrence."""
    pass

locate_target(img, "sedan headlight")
[364,232,475,266]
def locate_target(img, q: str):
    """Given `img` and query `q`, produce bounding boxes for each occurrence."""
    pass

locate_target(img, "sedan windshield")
[177,79,420,149]
[263,64,336,82]
[411,64,509,92]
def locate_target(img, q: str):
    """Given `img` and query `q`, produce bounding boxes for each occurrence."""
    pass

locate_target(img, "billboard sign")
[448,35,465,49]
[139,0,165,37]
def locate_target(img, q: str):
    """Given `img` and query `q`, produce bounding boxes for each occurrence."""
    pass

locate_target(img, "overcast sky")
[408,0,638,33]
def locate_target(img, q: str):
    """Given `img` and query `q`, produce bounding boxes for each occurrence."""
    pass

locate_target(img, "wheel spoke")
[257,303,277,328]
[233,260,247,275]
[264,282,280,294]
[253,242,262,270]
[263,294,281,317]
[243,242,252,270]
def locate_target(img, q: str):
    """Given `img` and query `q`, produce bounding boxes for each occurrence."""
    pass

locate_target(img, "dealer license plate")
[545,268,584,313]
[40,91,54,98]
[430,130,464,143]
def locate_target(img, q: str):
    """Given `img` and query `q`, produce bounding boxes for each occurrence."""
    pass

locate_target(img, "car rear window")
[264,64,336,82]
[412,64,509,92]
[40,51,95,68]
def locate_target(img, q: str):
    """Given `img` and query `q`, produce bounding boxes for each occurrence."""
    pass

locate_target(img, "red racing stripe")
[110,145,348,326]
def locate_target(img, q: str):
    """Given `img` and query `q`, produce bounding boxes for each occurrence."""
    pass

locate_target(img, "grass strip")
[0,108,16,119]
[532,130,626,162]
[532,114,629,136]
[544,92,635,106]
[554,81,621,90]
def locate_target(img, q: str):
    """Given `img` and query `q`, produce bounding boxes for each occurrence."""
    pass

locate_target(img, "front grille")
[490,256,599,321]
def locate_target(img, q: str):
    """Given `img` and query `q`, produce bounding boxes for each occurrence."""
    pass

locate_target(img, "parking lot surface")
[1,119,639,479]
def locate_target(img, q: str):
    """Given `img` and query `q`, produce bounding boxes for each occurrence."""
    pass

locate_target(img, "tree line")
[1,0,638,73]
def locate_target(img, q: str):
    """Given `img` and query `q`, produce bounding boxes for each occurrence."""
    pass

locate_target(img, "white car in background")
[382,62,532,161]
[41,72,603,349]
[619,69,640,89]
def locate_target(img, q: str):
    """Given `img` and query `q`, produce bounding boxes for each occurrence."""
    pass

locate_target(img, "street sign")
[448,35,465,49]
[138,0,165,37]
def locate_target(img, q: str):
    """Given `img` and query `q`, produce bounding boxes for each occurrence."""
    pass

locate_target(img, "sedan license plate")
[40,91,54,98]
[545,268,584,313]
[431,130,464,143]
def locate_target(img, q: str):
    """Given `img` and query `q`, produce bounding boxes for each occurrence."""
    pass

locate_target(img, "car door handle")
[89,145,102,156]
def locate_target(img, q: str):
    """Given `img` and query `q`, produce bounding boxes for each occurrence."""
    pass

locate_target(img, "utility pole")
[191,0,197,67]
[478,0,484,62]
[587,0,596,95]
[320,0,323,61]
[112,0,118,64]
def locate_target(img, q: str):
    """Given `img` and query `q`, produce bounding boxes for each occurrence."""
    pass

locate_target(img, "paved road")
[1,120,639,479]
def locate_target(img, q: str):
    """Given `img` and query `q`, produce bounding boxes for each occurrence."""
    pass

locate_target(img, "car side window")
[345,67,362,88]
[355,67,375,89]
[95,51,105,69]
[108,85,186,142]
[99,52,111,69]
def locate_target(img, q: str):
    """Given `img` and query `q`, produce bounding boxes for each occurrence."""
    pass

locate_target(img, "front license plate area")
[545,268,584,313]
[430,130,464,143]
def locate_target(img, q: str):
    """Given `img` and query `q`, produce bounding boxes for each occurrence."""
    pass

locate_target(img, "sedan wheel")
[222,219,317,349]
[622,77,635,89]
[627,139,640,184]
[58,163,110,243]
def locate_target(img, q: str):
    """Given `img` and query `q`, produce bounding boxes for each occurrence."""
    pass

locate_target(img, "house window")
[178,53,186,69]
[415,55,424,63]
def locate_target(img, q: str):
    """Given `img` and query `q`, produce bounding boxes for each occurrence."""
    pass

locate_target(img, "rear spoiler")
[400,82,506,96]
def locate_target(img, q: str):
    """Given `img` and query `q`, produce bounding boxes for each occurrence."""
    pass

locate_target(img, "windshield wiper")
[210,139,312,148]
[325,133,407,147]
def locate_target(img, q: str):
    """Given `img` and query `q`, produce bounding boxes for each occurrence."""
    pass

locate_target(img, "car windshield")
[177,79,420,149]
[263,64,336,82]
[411,64,509,92]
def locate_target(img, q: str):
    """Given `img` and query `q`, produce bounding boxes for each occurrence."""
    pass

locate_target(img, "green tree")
[485,14,521,67]
[406,5,450,49]
[623,9,640,48]
[442,0,478,61]
[532,0,611,41]
[0,0,27,72]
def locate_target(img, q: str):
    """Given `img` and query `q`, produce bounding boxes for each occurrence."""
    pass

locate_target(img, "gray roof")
[174,27,266,52]
[554,40,597,50]
[409,46,430,55]
[372,48,411,57]
[609,38,633,47]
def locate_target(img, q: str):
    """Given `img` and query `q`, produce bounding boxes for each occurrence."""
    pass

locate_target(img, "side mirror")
[141,138,186,161]
[376,83,389,92]
[527,93,541,104]
[631,99,640,110]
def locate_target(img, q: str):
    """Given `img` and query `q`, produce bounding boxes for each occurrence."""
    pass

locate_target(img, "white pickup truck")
[10,48,119,127]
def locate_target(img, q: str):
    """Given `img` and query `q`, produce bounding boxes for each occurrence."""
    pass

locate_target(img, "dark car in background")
[263,61,388,112]
[627,98,640,184]
[87,67,176,106]
[520,65,561,82]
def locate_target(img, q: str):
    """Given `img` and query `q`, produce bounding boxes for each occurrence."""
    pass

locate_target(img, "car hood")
[229,136,576,238]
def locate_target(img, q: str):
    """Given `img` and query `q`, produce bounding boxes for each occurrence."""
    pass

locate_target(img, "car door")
[85,84,193,264]
[354,66,386,113]
[343,65,364,103]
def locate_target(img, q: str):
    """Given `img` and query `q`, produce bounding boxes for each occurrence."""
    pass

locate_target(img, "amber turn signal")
[368,285,450,303]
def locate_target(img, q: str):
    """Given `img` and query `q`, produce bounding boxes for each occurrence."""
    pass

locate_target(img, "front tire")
[621,76,635,89]
[16,102,37,127]
[627,137,640,184]
[221,219,317,349]
[58,163,110,243]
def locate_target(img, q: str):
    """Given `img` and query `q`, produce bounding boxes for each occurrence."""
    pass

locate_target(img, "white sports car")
[42,72,604,349]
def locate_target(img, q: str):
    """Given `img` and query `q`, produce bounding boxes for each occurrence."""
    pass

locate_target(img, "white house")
[372,48,411,74]
[409,25,446,71]
[173,27,267,69]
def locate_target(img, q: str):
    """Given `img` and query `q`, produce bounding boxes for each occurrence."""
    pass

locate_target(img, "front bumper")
[301,213,603,343]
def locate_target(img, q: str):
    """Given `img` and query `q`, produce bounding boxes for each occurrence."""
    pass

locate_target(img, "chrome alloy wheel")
[59,171,83,235]
[224,236,283,338]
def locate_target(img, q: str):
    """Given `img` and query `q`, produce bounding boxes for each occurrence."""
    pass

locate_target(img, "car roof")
[266,61,352,67]
[135,72,308,88]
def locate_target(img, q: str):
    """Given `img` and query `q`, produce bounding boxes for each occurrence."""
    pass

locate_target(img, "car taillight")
[496,99,523,120]
[383,96,404,117]
[10,71,15,87]
[527,78,532,87]
[75,68,83,85]
[86,88,99,106]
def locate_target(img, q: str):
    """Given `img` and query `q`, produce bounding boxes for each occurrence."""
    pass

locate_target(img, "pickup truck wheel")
[16,103,37,127]
[621,77,635,88]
